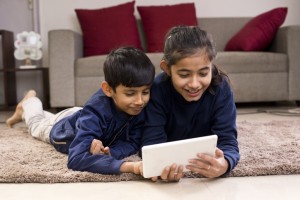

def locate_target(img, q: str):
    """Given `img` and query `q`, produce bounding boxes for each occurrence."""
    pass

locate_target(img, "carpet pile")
[0,120,299,183]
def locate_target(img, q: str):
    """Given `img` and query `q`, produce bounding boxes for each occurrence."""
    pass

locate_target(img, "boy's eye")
[125,92,135,96]
[142,90,150,95]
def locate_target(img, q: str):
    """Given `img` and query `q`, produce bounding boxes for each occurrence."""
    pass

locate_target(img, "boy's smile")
[107,84,151,116]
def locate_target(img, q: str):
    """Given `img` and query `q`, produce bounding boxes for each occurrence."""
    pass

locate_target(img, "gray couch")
[48,18,300,108]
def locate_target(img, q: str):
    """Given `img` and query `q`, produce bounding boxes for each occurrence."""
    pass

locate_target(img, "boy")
[6,47,155,175]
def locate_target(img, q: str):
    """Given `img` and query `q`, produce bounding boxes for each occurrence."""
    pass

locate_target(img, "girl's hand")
[186,148,228,178]
[90,139,110,156]
[150,164,184,182]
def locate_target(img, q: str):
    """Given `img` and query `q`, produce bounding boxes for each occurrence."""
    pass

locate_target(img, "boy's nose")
[134,94,144,106]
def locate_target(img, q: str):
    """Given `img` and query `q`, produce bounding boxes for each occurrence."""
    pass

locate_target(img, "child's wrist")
[120,162,134,173]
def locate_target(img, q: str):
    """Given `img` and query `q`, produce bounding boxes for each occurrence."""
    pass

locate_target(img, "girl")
[142,26,240,181]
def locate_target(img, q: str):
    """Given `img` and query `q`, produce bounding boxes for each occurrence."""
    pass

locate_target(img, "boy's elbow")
[67,156,78,171]
[67,152,85,171]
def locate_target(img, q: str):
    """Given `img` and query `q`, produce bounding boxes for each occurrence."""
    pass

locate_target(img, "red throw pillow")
[75,1,142,57]
[225,7,288,51]
[137,3,197,52]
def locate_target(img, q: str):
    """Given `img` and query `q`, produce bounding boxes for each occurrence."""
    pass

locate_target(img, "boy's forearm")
[120,161,142,175]
[120,162,135,173]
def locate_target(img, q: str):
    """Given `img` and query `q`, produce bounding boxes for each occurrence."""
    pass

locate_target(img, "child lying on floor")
[6,47,155,176]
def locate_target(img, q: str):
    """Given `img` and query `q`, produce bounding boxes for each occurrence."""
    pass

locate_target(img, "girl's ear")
[160,60,171,76]
[101,81,113,97]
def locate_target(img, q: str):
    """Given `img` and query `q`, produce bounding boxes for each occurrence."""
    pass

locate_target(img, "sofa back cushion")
[224,7,288,51]
[75,1,142,57]
[137,3,197,53]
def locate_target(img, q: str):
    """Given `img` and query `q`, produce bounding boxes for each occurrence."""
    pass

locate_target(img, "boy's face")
[108,85,151,116]
[164,53,212,102]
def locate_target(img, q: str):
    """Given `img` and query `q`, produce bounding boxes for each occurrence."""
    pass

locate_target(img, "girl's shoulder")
[212,78,234,100]
[153,73,171,90]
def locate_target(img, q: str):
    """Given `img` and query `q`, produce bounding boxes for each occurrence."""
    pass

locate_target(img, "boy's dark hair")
[104,47,155,91]
[163,26,230,93]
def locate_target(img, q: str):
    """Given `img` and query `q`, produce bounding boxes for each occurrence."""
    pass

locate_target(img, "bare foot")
[6,90,36,128]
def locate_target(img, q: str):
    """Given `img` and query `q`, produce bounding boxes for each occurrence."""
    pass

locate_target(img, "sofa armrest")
[48,29,83,107]
[270,26,300,100]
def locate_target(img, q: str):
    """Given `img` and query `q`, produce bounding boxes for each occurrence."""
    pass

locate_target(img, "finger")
[90,139,97,153]
[93,144,104,154]
[189,158,210,169]
[174,165,184,181]
[215,148,224,158]
[90,139,104,153]
[187,157,212,174]
[168,163,178,181]
[151,176,158,182]
[160,166,171,181]
[104,147,110,155]
[160,164,178,182]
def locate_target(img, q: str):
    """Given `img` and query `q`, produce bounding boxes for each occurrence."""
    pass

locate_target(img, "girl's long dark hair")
[163,26,230,94]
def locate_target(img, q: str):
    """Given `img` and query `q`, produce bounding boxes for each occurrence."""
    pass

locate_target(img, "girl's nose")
[188,76,201,89]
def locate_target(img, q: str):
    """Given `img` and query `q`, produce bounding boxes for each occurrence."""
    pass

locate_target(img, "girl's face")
[162,53,212,102]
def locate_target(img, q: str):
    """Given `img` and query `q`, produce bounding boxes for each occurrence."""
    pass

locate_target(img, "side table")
[0,67,50,110]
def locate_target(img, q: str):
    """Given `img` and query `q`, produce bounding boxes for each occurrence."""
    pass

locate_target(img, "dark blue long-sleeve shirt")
[49,89,144,174]
[142,73,240,174]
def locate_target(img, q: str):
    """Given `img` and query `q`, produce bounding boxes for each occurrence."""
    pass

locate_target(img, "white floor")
[1,104,300,200]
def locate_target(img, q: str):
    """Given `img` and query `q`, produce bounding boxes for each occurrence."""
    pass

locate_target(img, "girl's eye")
[199,73,208,77]
[178,74,189,78]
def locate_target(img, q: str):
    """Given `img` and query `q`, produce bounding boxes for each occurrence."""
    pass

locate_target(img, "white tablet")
[142,135,218,178]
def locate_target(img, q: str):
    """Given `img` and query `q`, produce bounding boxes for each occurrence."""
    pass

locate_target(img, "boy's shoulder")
[85,89,109,105]
[83,89,114,116]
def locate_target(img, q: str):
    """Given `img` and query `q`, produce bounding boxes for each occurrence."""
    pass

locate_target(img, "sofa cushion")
[75,53,164,78]
[215,52,288,73]
[75,1,141,57]
[137,3,197,53]
[75,55,106,77]
[224,7,288,51]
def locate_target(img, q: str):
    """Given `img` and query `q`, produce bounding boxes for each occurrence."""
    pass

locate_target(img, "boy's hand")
[133,161,143,175]
[90,139,110,156]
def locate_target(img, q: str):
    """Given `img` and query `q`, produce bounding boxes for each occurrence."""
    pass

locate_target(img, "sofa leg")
[296,101,300,106]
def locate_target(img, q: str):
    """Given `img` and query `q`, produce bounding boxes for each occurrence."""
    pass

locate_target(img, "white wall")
[39,0,300,66]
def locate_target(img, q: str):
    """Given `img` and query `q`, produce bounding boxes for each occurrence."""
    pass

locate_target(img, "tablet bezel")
[142,135,218,178]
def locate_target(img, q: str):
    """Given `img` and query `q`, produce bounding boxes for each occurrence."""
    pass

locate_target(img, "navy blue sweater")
[142,73,240,174]
[50,89,144,174]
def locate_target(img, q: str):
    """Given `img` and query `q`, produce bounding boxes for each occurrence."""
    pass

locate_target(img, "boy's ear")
[101,81,113,97]
[160,60,171,76]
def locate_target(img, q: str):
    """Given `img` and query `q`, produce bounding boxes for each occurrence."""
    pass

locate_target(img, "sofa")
[48,17,300,108]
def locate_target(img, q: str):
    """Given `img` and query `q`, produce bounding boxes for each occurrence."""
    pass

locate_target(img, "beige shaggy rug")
[0,120,300,183]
